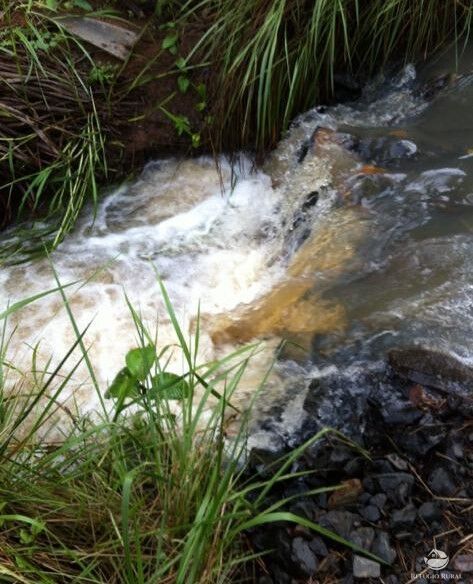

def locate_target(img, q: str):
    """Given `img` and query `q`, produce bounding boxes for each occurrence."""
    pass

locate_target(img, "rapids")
[2,49,473,441]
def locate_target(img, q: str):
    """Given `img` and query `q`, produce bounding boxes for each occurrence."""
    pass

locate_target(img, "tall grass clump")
[0,280,381,583]
[0,3,135,259]
[183,0,473,150]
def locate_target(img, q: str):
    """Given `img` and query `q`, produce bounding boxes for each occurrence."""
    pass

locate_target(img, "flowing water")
[2,49,473,442]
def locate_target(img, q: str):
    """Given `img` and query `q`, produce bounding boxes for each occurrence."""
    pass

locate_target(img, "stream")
[1,48,473,443]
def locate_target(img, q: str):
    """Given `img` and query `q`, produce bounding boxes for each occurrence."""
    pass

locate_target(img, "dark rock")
[371,393,424,425]
[372,531,396,565]
[418,501,442,523]
[344,457,363,475]
[259,577,274,584]
[270,565,291,584]
[358,492,371,505]
[388,347,473,398]
[308,536,328,557]
[289,499,316,520]
[427,466,458,496]
[384,577,399,584]
[350,527,375,550]
[370,493,387,510]
[397,422,447,456]
[291,537,318,576]
[391,504,417,531]
[353,556,381,579]
[319,511,356,539]
[362,505,381,522]
[372,458,395,473]
[373,472,415,505]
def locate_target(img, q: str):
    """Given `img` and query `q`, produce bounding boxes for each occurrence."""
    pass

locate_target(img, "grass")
[0,277,382,583]
[0,2,131,261]
[181,0,473,150]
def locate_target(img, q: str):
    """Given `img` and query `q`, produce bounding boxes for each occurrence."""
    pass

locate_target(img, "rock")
[372,531,397,565]
[397,421,447,456]
[372,393,424,425]
[350,527,375,550]
[370,493,387,510]
[259,577,274,584]
[388,347,473,398]
[291,537,318,576]
[453,555,473,572]
[328,478,363,508]
[384,577,399,584]
[418,501,442,523]
[353,556,381,579]
[270,565,291,584]
[391,503,417,531]
[308,536,328,557]
[289,499,316,520]
[362,505,381,522]
[319,511,356,539]
[427,466,458,496]
[344,457,363,475]
[373,472,415,505]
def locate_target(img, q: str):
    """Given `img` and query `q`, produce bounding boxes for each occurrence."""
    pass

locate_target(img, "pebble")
[372,531,397,564]
[419,501,442,523]
[350,527,375,550]
[370,493,387,510]
[319,511,355,538]
[374,472,415,505]
[427,466,458,496]
[308,536,328,557]
[391,503,417,530]
[353,556,381,578]
[291,537,318,576]
[362,505,381,522]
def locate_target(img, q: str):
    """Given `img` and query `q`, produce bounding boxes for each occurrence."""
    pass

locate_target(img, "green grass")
[0,278,382,583]
[181,0,473,150]
[0,2,121,261]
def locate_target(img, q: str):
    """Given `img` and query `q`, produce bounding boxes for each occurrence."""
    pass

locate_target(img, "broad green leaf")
[196,83,206,99]
[162,34,178,50]
[175,57,187,71]
[178,76,190,93]
[105,368,140,400]
[125,345,156,381]
[151,372,190,400]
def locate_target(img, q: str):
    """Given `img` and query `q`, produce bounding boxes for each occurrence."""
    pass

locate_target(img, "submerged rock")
[388,347,473,397]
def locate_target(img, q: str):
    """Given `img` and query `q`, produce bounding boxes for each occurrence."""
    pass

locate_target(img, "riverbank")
[246,349,473,582]
[1,1,472,252]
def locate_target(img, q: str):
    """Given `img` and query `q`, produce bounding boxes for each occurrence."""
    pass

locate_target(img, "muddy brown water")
[1,49,473,442]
